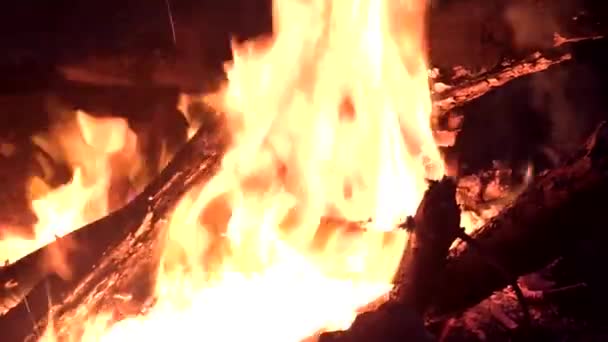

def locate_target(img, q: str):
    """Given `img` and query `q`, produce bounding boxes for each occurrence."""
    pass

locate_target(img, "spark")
[164,0,177,45]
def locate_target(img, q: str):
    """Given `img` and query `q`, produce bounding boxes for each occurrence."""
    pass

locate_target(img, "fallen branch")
[318,177,460,342]
[429,120,608,317]
[0,110,227,341]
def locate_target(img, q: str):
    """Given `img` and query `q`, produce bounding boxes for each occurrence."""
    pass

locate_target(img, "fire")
[0,109,141,271]
[38,0,444,340]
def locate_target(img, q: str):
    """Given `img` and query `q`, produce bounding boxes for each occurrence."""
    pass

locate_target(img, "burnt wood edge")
[432,35,604,117]
[429,120,608,317]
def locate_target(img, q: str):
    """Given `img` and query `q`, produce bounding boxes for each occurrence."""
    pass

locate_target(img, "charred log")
[0,110,227,342]
[432,36,605,135]
[429,120,608,317]
[317,119,608,341]
[391,178,462,313]
[318,177,460,342]
[432,47,571,115]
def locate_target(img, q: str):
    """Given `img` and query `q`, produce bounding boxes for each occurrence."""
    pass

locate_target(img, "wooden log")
[391,178,462,313]
[316,120,608,341]
[429,120,608,317]
[318,177,460,342]
[0,110,227,342]
[432,35,604,118]
[432,35,606,149]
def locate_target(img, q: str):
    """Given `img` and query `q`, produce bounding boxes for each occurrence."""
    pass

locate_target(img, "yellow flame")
[42,0,444,340]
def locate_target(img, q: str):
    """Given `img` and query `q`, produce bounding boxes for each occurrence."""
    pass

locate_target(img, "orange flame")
[41,0,444,340]
[0,109,141,270]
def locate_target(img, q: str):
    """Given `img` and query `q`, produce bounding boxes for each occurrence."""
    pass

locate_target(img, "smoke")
[502,1,606,163]
[530,60,605,164]
[503,1,559,50]
[530,70,578,156]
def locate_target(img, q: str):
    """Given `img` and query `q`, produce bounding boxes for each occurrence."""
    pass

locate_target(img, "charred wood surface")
[0,111,227,342]
[429,120,608,317]
[318,177,460,342]
[432,36,604,118]
[432,51,570,115]
[317,119,608,341]
[391,178,462,313]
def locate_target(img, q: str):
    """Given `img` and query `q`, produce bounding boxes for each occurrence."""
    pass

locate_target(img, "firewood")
[0,110,227,342]
[432,51,571,116]
[317,120,608,341]
[432,35,604,117]
[432,35,606,148]
[318,177,460,342]
[429,120,608,317]
[0,30,603,342]
[391,178,462,312]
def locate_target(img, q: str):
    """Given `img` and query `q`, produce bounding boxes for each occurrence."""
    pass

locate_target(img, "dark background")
[0,0,603,66]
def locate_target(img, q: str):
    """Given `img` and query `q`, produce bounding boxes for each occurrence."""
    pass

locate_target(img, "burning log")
[432,35,606,148]
[391,178,461,313]
[432,36,604,116]
[2,68,606,342]
[6,118,606,342]
[0,110,227,341]
[318,177,461,342]
[428,120,608,317]
[319,120,608,341]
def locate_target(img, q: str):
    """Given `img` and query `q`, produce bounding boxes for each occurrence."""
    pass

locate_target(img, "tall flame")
[41,0,444,340]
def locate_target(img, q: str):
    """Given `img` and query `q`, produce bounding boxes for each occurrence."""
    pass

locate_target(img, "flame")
[178,94,206,139]
[42,0,445,340]
[0,110,141,270]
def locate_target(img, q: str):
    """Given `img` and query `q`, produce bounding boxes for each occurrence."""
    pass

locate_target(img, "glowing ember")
[37,0,444,340]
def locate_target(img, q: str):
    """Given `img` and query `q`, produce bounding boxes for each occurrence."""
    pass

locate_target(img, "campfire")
[1,0,607,341]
